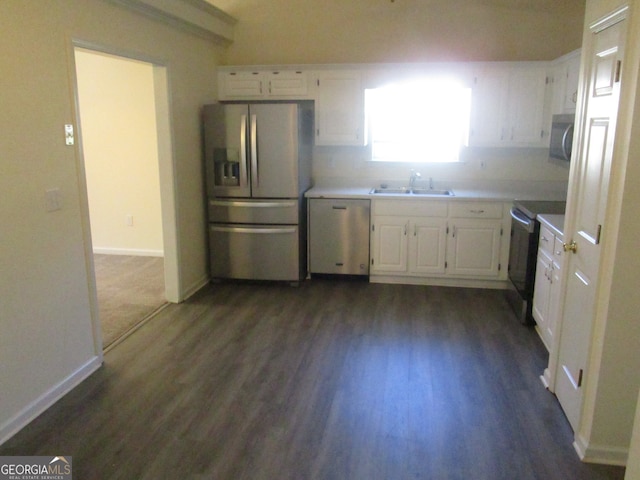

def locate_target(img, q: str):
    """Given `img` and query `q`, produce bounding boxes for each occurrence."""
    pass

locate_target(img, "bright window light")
[366,79,471,163]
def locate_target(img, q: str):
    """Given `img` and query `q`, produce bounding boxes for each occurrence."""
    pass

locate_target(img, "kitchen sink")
[369,187,454,196]
[369,187,411,194]
[411,188,454,196]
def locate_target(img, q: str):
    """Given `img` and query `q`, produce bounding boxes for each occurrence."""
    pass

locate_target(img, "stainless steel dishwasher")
[308,198,371,275]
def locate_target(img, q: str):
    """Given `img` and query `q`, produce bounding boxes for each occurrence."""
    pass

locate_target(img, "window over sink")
[365,78,471,163]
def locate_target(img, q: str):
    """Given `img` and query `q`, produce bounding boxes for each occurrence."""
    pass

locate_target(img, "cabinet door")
[314,71,365,146]
[409,218,447,275]
[469,68,509,146]
[532,249,553,349]
[265,71,308,97]
[563,54,581,112]
[447,219,502,277]
[371,216,408,273]
[507,67,546,145]
[220,71,264,99]
[547,261,562,347]
[469,66,546,147]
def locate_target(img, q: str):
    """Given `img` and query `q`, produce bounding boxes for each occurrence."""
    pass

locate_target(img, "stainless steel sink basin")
[411,188,454,196]
[369,187,454,196]
[369,187,411,194]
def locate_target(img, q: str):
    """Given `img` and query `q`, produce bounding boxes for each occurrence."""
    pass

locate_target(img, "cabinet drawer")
[373,200,448,217]
[538,225,555,256]
[449,201,503,219]
[553,236,564,262]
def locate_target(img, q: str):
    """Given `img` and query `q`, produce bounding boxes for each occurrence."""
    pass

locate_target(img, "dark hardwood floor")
[0,279,626,479]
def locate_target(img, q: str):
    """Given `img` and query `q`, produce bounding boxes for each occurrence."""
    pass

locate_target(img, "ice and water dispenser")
[212,148,241,187]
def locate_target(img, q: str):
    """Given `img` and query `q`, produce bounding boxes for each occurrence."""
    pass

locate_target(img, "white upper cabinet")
[313,70,366,146]
[548,50,581,115]
[218,69,309,100]
[469,64,547,147]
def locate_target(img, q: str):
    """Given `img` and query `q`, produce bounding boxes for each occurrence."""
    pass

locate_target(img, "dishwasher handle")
[510,208,535,233]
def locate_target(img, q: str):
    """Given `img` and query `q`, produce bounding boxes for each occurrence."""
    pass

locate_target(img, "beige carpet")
[94,254,166,348]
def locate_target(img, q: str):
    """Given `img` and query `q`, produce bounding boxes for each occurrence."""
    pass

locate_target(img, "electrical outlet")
[126,214,133,226]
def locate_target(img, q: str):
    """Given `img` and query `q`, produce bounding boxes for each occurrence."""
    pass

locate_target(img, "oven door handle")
[510,208,535,233]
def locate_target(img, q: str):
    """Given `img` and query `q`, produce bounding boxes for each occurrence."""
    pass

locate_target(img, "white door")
[555,15,626,431]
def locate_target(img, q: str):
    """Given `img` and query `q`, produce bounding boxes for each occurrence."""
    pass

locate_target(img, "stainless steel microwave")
[549,113,575,164]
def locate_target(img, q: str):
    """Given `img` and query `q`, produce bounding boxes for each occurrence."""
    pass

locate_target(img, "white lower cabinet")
[447,202,505,278]
[370,199,509,284]
[371,200,448,275]
[447,218,503,277]
[533,223,564,351]
[371,216,409,273]
[411,218,448,275]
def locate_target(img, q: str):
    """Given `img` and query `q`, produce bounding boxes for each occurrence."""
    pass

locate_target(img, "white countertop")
[537,214,566,238]
[305,180,568,203]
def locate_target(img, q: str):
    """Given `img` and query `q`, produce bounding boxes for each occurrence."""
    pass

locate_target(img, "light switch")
[65,124,74,146]
[45,188,62,212]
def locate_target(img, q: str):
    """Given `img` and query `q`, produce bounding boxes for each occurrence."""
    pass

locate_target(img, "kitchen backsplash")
[312,145,570,190]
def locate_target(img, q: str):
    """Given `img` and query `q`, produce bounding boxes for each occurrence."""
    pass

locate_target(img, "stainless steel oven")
[507,200,566,324]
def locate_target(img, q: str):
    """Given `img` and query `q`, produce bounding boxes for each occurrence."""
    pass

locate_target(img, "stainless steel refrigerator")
[203,102,313,282]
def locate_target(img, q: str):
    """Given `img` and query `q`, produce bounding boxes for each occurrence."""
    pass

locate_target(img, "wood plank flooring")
[0,279,626,479]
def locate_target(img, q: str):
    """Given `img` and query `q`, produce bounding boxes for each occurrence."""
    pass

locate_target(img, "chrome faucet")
[409,170,421,189]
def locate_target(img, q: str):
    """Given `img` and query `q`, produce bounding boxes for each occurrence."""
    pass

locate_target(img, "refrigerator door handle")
[240,114,249,188]
[250,113,259,189]
[561,124,574,161]
[210,226,296,235]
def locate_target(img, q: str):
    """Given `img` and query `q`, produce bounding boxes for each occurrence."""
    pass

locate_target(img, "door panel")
[203,104,250,198]
[250,103,299,198]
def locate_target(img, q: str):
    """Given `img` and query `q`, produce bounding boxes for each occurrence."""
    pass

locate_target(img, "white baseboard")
[0,356,102,446]
[573,434,629,466]
[93,247,164,257]
[369,275,510,290]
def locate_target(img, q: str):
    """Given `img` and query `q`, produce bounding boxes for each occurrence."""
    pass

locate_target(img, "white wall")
[0,0,222,444]
[76,49,164,256]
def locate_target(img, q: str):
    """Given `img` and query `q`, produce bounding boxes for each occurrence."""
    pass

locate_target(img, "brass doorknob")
[563,241,578,253]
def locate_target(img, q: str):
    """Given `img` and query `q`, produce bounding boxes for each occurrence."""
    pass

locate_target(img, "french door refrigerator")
[203,102,313,282]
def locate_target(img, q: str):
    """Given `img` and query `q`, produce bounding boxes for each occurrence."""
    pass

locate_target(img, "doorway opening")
[74,46,180,350]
